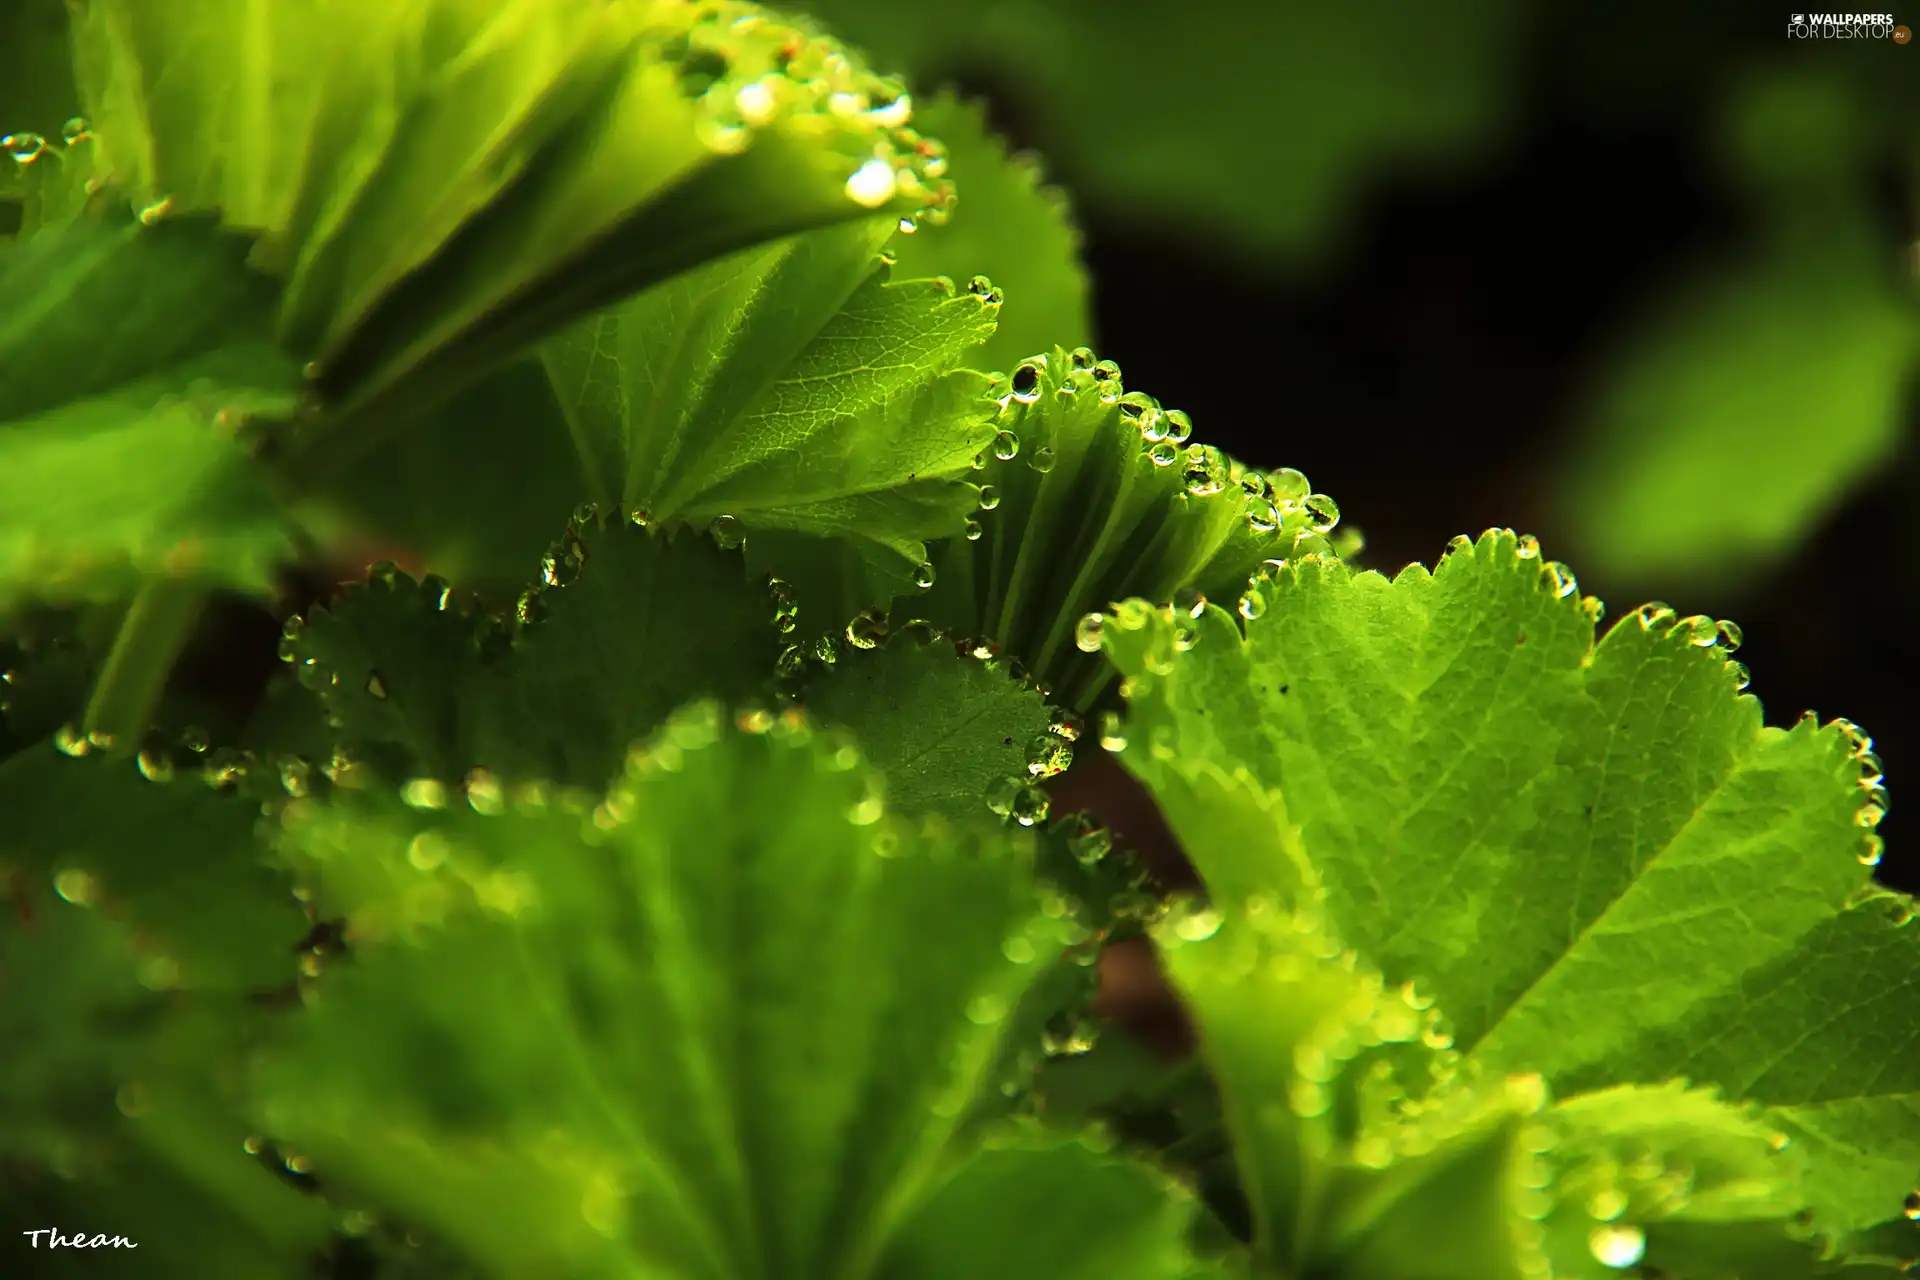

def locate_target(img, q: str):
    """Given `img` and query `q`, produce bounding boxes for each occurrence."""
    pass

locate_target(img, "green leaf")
[256,702,1075,1280]
[886,93,1089,373]
[1557,214,1919,586]
[1104,529,1912,1244]
[1154,899,1545,1280]
[800,624,1056,823]
[541,221,1001,578]
[876,1123,1232,1279]
[0,214,301,611]
[907,349,1327,710]
[70,0,952,444]
[0,740,308,992]
[0,882,334,1277]
[286,518,784,790]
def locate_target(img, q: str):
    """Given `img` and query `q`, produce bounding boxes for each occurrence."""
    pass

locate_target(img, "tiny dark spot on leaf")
[1279,684,1290,695]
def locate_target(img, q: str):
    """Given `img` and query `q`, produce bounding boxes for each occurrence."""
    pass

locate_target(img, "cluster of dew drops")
[673,7,953,228]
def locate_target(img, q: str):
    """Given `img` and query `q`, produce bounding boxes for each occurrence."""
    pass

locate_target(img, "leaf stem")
[82,577,206,754]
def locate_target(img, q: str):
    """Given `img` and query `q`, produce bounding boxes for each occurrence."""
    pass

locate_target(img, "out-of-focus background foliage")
[3,0,1911,873]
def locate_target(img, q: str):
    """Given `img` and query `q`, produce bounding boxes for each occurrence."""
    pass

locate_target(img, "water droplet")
[1025,735,1072,778]
[1514,534,1542,560]
[1588,1187,1630,1221]
[844,158,897,207]
[976,485,1000,511]
[845,610,888,649]
[967,274,994,298]
[3,132,47,163]
[1148,441,1178,467]
[407,831,450,871]
[137,196,175,226]
[991,429,1019,461]
[1029,445,1056,473]
[734,78,778,125]
[963,518,983,541]
[1010,361,1042,401]
[401,778,448,810]
[136,747,175,782]
[1099,710,1128,752]
[711,514,743,549]
[1067,347,1095,370]
[1587,1224,1646,1269]
[966,991,1008,1024]
[1002,935,1036,964]
[1011,784,1051,827]
[1716,618,1743,651]
[1683,615,1719,646]
[1074,612,1106,652]
[54,723,91,757]
[181,726,210,754]
[1303,493,1341,533]
[54,867,99,905]
[1175,908,1222,941]
[912,561,936,590]
[1238,588,1267,620]
[1543,561,1578,599]
[1905,1189,1920,1220]
[1859,834,1886,867]
[985,775,1023,817]
[365,671,389,700]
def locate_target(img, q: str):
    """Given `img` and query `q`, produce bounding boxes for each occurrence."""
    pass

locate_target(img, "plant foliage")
[0,2,1909,1278]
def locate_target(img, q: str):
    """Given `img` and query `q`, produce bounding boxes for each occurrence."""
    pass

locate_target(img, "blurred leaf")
[876,1124,1233,1278]
[0,884,332,1278]
[0,215,299,612]
[0,743,306,991]
[287,520,783,789]
[807,0,1524,262]
[889,93,1090,371]
[1559,215,1918,585]
[257,705,1076,1279]
[1103,529,1914,1244]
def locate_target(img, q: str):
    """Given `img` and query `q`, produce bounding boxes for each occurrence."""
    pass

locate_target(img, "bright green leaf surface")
[257,704,1074,1280]
[542,221,1001,580]
[887,94,1089,373]
[0,215,300,609]
[876,1124,1230,1279]
[801,625,1053,822]
[1559,217,1919,585]
[909,348,1325,710]
[69,0,950,439]
[1106,530,1913,1241]
[1155,901,1543,1280]
[288,519,783,790]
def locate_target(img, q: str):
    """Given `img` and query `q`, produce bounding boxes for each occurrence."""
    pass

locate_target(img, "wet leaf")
[287,519,783,790]
[69,0,950,442]
[256,705,1080,1279]
[1105,529,1916,1250]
